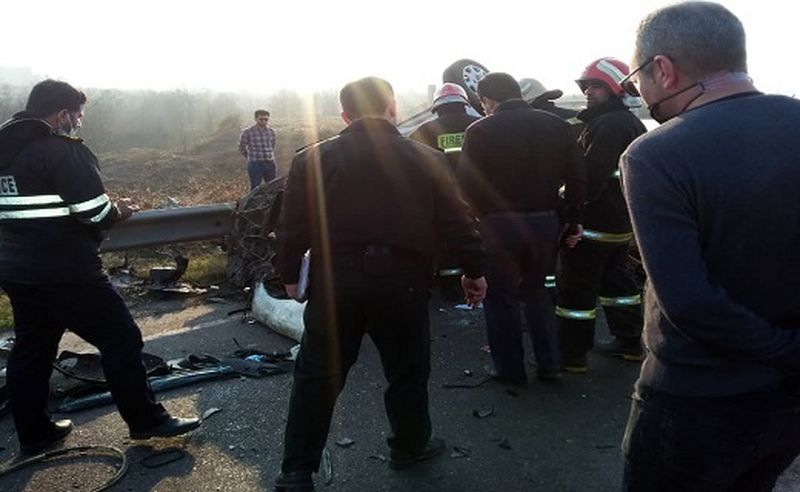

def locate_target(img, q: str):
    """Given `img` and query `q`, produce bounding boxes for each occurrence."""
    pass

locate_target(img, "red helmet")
[432,83,469,111]
[576,57,631,96]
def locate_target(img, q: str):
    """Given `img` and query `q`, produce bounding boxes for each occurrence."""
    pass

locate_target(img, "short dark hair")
[25,79,87,117]
[477,73,522,103]
[254,109,270,119]
[634,2,747,80]
[339,77,394,119]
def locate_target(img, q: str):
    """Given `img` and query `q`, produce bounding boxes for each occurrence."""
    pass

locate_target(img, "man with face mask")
[555,58,647,374]
[619,3,800,490]
[0,80,201,455]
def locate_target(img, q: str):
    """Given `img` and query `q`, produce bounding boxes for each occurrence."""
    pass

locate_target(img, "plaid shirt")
[239,125,276,162]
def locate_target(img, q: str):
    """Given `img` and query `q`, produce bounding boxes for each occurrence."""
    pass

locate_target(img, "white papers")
[296,249,311,301]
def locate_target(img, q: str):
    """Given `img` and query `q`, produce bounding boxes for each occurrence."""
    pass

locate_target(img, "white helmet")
[432,83,469,111]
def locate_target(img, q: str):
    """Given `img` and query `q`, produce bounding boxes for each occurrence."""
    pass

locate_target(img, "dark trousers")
[481,212,560,380]
[2,280,168,445]
[247,159,277,190]
[623,386,800,492]
[556,239,642,360]
[281,263,432,473]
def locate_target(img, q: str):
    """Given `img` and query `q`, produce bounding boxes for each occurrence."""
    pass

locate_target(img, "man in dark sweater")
[275,76,486,491]
[457,72,586,383]
[620,2,800,490]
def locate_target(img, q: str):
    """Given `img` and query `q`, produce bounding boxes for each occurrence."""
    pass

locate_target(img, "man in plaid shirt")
[238,109,277,189]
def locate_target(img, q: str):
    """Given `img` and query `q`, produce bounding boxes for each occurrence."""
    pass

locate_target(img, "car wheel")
[442,59,490,114]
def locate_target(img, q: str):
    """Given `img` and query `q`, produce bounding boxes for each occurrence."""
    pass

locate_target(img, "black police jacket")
[277,117,485,283]
[456,99,587,223]
[0,114,119,283]
[577,98,647,234]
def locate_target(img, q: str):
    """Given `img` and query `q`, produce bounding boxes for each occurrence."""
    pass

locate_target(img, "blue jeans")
[480,212,560,380]
[623,386,800,492]
[247,159,276,190]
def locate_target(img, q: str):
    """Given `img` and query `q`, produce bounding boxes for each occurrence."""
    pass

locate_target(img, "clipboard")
[296,249,311,301]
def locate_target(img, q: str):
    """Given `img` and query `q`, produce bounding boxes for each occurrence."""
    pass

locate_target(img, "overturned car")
[226,59,584,342]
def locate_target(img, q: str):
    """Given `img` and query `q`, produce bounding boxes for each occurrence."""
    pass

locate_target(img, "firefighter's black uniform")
[409,103,481,171]
[0,114,168,447]
[409,103,481,299]
[527,98,583,299]
[277,117,484,475]
[555,97,647,369]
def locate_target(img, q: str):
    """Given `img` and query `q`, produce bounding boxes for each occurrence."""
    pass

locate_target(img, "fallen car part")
[0,445,128,492]
[449,446,471,459]
[148,255,189,285]
[321,447,333,485]
[53,351,167,385]
[335,438,355,448]
[58,366,236,412]
[442,377,491,389]
[140,448,186,469]
[201,407,223,421]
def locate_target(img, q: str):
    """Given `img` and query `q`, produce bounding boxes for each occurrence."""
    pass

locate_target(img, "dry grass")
[0,292,12,332]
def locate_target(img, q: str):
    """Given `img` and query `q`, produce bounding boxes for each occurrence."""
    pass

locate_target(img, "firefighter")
[410,83,482,300]
[0,80,200,454]
[556,58,647,373]
[409,83,481,171]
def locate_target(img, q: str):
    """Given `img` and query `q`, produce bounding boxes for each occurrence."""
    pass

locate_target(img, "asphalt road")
[1,292,799,491]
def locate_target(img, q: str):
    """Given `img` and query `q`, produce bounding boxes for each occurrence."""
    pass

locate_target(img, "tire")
[226,175,288,290]
[442,59,490,114]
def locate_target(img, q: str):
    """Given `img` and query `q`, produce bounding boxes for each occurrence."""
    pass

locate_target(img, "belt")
[484,210,556,219]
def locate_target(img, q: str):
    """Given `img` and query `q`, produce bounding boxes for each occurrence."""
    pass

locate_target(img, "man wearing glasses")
[238,109,278,190]
[620,2,800,490]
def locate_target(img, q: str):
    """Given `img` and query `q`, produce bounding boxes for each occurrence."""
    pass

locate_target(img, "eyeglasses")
[257,117,269,121]
[620,57,655,97]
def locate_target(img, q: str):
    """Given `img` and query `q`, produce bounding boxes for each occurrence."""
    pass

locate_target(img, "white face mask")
[56,111,81,137]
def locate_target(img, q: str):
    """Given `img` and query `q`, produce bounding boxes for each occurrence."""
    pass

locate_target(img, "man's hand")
[115,198,140,222]
[461,276,488,308]
[561,224,584,249]
[284,283,302,302]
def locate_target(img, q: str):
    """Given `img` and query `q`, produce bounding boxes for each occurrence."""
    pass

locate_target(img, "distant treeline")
[0,84,429,153]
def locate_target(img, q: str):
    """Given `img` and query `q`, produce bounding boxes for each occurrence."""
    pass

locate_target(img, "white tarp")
[251,282,306,342]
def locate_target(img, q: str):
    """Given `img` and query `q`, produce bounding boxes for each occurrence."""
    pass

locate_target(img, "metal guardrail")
[99,203,236,252]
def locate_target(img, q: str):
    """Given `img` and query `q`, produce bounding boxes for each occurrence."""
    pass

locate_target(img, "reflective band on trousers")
[598,294,641,306]
[555,306,596,320]
[582,229,633,243]
[0,207,71,219]
[545,275,556,288]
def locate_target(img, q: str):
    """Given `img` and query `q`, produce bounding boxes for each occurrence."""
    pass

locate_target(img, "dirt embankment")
[99,119,342,208]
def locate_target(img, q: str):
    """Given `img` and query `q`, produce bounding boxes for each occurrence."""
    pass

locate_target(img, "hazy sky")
[2,0,796,96]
